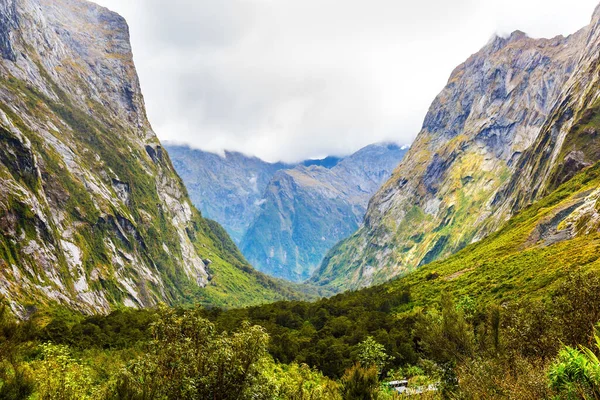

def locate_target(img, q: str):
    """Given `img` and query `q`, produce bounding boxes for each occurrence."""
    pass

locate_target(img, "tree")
[356,337,393,373]
[502,300,558,361]
[0,300,34,400]
[414,293,474,364]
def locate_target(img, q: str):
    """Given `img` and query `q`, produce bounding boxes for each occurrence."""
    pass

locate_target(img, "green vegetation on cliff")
[312,10,600,292]
[0,0,313,314]
[0,62,310,311]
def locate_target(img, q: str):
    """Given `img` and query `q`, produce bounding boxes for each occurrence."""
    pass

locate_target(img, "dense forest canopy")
[3,270,600,398]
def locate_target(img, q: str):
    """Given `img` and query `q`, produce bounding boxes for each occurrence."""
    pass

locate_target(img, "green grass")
[380,161,600,311]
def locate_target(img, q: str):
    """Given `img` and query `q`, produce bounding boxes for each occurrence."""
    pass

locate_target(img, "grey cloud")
[137,0,254,49]
[94,0,599,162]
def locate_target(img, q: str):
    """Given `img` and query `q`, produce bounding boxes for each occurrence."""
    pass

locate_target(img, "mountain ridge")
[167,142,407,282]
[0,0,305,316]
[312,9,600,291]
[165,144,294,244]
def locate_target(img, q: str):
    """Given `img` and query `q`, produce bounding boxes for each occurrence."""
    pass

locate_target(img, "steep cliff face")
[312,14,600,290]
[492,7,600,221]
[0,0,17,61]
[241,144,407,282]
[0,0,297,316]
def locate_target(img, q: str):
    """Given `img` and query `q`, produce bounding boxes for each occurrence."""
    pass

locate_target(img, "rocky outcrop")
[0,0,18,61]
[312,10,600,291]
[0,0,295,316]
[240,143,407,282]
[491,8,600,219]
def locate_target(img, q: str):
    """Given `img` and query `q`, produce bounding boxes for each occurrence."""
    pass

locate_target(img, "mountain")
[201,159,600,381]
[7,3,600,397]
[240,143,407,282]
[312,7,600,291]
[393,161,600,308]
[163,146,347,247]
[167,143,406,283]
[164,146,292,244]
[0,0,307,317]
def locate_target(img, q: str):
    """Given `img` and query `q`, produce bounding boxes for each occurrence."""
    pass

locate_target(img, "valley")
[168,143,407,282]
[2,0,600,398]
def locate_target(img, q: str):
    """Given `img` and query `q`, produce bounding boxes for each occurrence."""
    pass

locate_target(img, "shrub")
[357,337,394,373]
[455,356,552,399]
[32,343,97,400]
[114,307,273,400]
[341,364,380,400]
[548,335,600,399]
[269,362,341,400]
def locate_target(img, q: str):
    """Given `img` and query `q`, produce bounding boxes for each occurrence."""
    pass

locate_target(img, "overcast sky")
[94,0,599,163]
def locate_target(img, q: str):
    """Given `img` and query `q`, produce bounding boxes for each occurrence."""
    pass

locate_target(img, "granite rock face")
[312,8,600,291]
[0,0,293,316]
[0,0,18,61]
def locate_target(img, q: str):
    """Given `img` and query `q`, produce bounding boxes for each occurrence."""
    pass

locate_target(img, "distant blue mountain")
[166,143,408,282]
